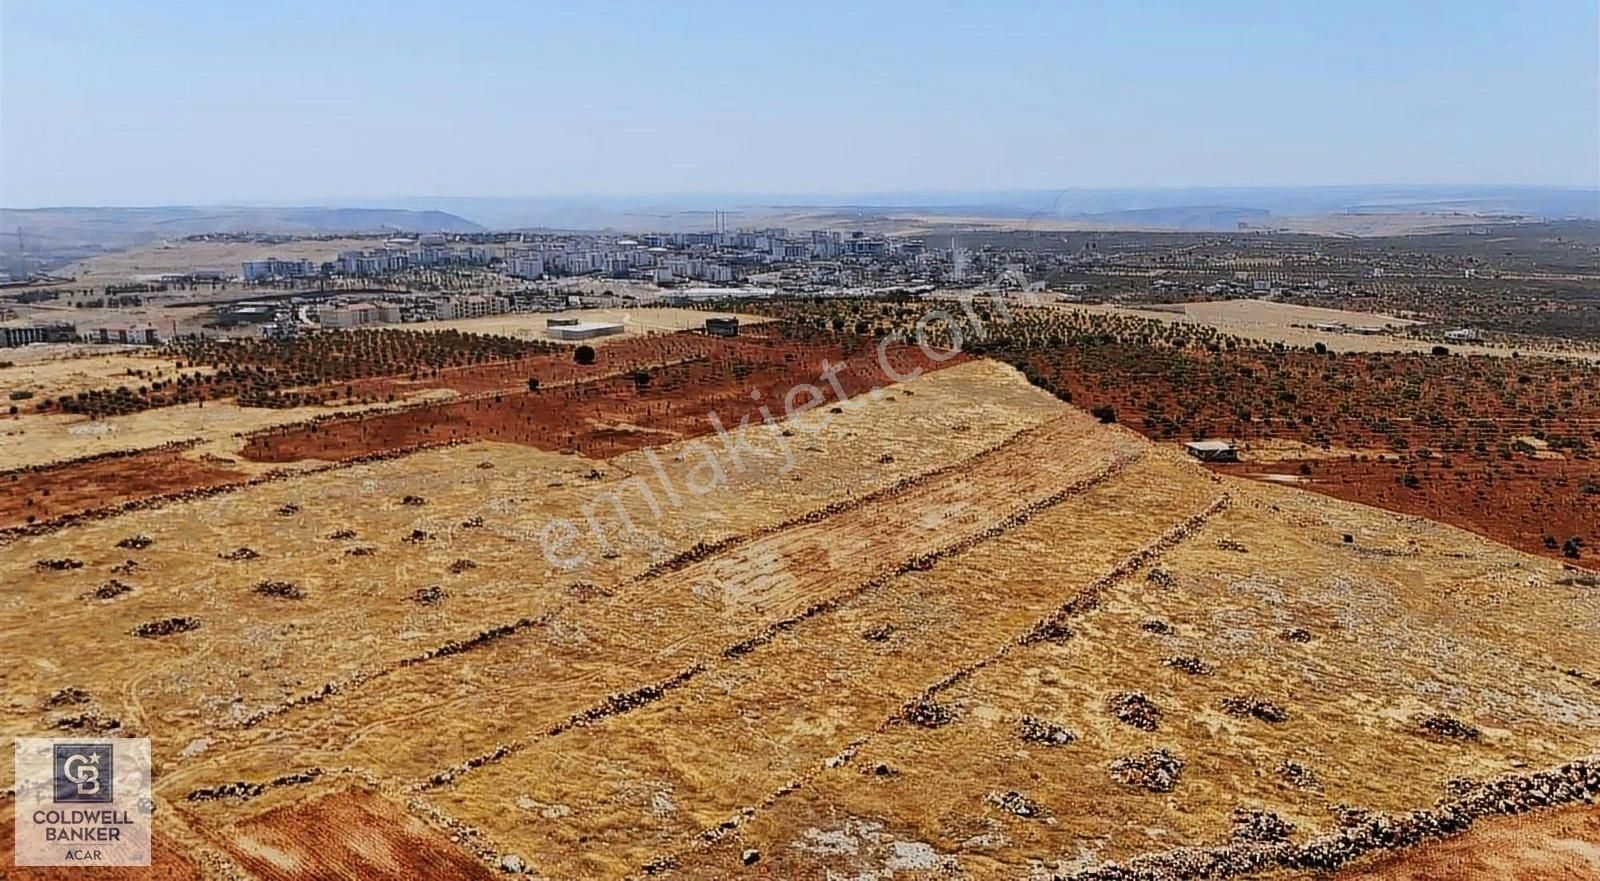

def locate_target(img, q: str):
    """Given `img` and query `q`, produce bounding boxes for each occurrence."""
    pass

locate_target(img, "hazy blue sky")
[2,0,1596,206]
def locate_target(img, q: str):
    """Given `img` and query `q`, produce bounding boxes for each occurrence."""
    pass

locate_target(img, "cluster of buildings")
[0,320,161,348]
[235,227,939,290]
[333,237,494,276]
[241,258,314,282]
[242,235,496,282]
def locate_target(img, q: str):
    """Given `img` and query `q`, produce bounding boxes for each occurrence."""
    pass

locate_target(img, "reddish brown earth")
[0,449,247,529]
[241,331,964,462]
[1003,344,1600,569]
[325,330,738,402]
[1336,804,1600,880]
[1,328,965,530]
[220,788,496,881]
[1230,456,1600,566]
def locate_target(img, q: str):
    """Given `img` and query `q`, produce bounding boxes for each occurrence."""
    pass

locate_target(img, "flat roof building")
[1183,440,1239,463]
[548,321,624,341]
[705,317,740,337]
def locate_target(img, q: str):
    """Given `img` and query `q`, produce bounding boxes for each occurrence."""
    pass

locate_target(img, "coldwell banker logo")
[54,743,114,803]
[13,737,151,867]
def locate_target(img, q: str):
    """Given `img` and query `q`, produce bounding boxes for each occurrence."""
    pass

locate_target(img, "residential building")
[242,258,313,281]
[0,321,77,347]
[321,302,381,329]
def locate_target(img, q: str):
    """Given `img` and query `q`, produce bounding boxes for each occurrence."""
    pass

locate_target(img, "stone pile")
[52,710,121,734]
[34,558,84,571]
[88,579,133,600]
[1277,760,1321,791]
[1162,655,1214,676]
[253,580,303,600]
[1145,568,1176,588]
[987,789,1049,819]
[1024,619,1075,644]
[1108,748,1185,793]
[1017,715,1077,745]
[131,616,200,638]
[1417,714,1481,741]
[219,547,260,561]
[449,559,479,574]
[43,687,91,708]
[1219,695,1290,724]
[904,697,957,729]
[115,534,154,550]
[413,585,446,605]
[861,623,895,642]
[1230,807,1296,843]
[1107,691,1163,731]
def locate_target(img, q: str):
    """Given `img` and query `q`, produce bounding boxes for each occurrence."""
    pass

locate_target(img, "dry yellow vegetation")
[3,359,1597,880]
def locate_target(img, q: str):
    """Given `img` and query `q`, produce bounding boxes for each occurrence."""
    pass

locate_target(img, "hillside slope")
[2,360,1596,880]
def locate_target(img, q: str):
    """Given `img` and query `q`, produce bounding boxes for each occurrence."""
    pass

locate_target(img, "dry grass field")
[61,238,379,283]
[1079,299,1600,360]
[4,352,1598,880]
[413,307,766,345]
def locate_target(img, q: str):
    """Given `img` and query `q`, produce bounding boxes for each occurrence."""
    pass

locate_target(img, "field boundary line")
[223,415,1083,730]
[412,449,1145,793]
[644,491,1231,872]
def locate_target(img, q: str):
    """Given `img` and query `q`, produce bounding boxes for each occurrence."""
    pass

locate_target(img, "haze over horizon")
[3,0,1598,209]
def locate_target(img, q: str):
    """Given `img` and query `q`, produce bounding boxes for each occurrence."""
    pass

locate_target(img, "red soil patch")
[241,330,965,462]
[220,787,495,881]
[0,801,201,880]
[1337,803,1600,881]
[0,449,247,529]
[326,331,735,402]
[1227,455,1599,568]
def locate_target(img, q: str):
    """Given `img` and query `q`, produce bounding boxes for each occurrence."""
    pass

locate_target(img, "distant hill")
[0,206,483,271]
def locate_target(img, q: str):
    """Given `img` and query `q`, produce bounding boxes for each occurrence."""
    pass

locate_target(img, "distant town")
[6,218,1579,350]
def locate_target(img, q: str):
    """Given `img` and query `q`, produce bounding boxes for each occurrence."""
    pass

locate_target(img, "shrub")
[1564,536,1585,559]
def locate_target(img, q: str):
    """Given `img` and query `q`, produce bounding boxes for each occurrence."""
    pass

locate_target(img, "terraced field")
[4,358,1598,880]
